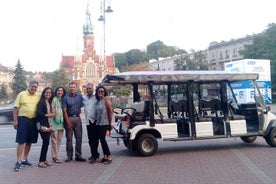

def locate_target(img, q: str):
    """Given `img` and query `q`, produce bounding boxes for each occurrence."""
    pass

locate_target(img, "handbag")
[36,121,51,132]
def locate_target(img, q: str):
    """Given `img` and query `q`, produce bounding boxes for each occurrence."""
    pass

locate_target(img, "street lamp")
[98,1,113,74]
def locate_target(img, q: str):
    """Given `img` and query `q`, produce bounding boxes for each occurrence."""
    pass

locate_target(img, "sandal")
[55,158,62,163]
[44,161,52,166]
[104,158,112,164]
[52,157,62,163]
[38,162,47,168]
[100,158,112,164]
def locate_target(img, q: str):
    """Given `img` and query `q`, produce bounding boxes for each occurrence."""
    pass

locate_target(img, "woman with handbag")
[36,87,55,168]
[94,86,113,164]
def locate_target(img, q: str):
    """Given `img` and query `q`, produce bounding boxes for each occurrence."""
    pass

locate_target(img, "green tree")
[242,23,276,96]
[147,40,185,59]
[110,85,131,97]
[50,69,70,91]
[12,59,27,97]
[174,50,208,70]
[112,40,188,70]
[113,53,128,71]
[125,49,148,65]
[0,84,8,100]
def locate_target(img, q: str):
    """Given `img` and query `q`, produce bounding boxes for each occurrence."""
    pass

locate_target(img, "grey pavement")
[0,104,276,184]
[1,138,276,184]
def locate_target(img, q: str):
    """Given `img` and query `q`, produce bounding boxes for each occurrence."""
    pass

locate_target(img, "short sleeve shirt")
[14,90,41,119]
[62,93,83,116]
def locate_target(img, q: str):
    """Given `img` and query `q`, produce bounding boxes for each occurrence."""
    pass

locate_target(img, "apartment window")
[233,48,238,57]
[219,51,223,59]
[225,50,229,58]
[212,52,216,61]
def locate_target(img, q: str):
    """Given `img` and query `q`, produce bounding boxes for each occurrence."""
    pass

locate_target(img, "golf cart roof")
[100,71,259,85]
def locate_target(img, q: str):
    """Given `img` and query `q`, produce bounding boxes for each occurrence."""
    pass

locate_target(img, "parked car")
[0,102,14,124]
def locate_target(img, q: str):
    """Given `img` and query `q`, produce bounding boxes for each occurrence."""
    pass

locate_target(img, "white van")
[101,71,276,156]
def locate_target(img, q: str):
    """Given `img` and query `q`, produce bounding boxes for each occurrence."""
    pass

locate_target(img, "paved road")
[1,127,276,184]
[0,137,276,184]
[0,104,276,184]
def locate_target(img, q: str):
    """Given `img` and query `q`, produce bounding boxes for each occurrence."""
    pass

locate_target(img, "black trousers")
[39,131,50,162]
[86,123,99,159]
[94,125,111,158]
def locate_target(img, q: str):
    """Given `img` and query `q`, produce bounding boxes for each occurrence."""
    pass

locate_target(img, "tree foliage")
[109,85,131,97]
[12,59,27,97]
[125,49,148,66]
[147,40,174,59]
[0,84,8,100]
[242,23,276,95]
[174,50,208,70]
[50,69,70,91]
[113,53,128,70]
[114,40,187,71]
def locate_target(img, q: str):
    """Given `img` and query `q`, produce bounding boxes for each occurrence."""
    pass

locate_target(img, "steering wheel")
[122,107,136,116]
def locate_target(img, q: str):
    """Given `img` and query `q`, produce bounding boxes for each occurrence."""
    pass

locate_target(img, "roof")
[61,56,75,68]
[100,70,259,85]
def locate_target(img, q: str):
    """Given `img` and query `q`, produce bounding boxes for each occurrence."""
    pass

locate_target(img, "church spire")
[83,3,93,35]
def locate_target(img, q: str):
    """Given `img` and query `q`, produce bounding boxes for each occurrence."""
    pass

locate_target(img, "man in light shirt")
[82,83,99,163]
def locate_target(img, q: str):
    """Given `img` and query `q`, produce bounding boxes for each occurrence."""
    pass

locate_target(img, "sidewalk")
[0,141,128,184]
[1,137,276,184]
[1,104,276,184]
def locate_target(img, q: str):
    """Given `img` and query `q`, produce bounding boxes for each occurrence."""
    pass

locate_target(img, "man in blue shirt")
[62,81,86,162]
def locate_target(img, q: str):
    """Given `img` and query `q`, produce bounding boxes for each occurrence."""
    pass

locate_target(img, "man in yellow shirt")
[13,80,41,172]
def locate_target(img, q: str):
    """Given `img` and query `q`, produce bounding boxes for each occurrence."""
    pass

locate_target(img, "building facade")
[149,35,254,72]
[60,3,115,90]
[149,56,180,71]
[207,35,254,70]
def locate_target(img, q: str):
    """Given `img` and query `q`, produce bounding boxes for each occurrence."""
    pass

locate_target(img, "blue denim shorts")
[15,116,38,144]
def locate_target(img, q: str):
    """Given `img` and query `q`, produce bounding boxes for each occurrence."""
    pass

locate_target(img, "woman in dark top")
[36,87,55,168]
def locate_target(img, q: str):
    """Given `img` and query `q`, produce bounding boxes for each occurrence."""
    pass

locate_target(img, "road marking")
[92,155,127,184]
[232,149,275,184]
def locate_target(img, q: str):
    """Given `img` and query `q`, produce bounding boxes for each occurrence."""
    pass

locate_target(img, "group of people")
[13,80,113,172]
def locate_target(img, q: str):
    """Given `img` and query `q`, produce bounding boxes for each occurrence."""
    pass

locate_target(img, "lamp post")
[98,0,113,75]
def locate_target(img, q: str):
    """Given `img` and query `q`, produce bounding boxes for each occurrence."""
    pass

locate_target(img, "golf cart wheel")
[240,136,257,143]
[136,133,158,157]
[265,127,276,147]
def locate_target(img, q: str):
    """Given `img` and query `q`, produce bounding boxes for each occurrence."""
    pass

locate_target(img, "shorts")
[15,116,38,144]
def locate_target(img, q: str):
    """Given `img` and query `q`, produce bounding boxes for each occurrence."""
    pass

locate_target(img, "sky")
[0,0,275,72]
